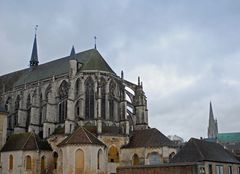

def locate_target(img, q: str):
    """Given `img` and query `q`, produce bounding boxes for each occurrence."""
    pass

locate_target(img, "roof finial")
[94,36,97,49]
[121,70,124,79]
[34,25,38,36]
[30,25,39,67]
[138,76,140,86]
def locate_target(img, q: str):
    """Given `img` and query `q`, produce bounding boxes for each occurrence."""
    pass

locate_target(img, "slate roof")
[170,138,240,164]
[0,49,115,93]
[1,132,52,152]
[58,127,105,147]
[122,128,176,149]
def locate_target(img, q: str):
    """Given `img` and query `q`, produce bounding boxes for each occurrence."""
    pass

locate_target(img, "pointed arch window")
[148,152,161,165]
[5,97,11,112]
[58,81,69,123]
[100,78,106,119]
[39,94,43,126]
[109,81,116,121]
[75,149,84,174]
[97,149,104,170]
[75,78,80,97]
[75,100,80,117]
[85,77,94,120]
[132,154,139,166]
[108,146,119,163]
[9,154,13,170]
[25,155,32,170]
[41,156,45,172]
[26,95,31,130]
[53,152,58,170]
[13,95,20,127]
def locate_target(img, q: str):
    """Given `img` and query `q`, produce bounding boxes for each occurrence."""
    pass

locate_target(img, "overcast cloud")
[1,0,240,141]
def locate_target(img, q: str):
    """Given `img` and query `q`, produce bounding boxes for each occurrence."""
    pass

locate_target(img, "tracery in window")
[100,78,106,119]
[39,94,43,125]
[85,77,94,120]
[58,81,68,123]
[109,81,116,120]
[26,94,31,129]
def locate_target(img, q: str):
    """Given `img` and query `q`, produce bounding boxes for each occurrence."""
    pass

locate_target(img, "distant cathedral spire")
[30,25,39,67]
[208,101,218,139]
[70,45,76,57]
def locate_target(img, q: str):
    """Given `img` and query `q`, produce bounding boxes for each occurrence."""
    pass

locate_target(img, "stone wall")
[117,163,198,174]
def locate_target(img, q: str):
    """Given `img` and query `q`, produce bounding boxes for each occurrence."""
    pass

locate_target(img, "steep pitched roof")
[58,127,105,147]
[0,49,115,93]
[170,138,240,164]
[122,128,175,149]
[1,132,52,152]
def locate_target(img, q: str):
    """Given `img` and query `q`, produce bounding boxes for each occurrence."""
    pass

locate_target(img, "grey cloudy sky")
[1,0,240,141]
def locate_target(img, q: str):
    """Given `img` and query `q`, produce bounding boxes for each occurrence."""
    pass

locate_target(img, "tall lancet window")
[58,81,68,123]
[5,97,11,112]
[14,96,20,127]
[75,78,80,97]
[109,81,115,121]
[100,78,106,119]
[26,94,31,130]
[39,94,43,126]
[85,77,94,120]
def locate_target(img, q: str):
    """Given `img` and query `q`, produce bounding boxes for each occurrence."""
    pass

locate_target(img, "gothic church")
[0,34,176,174]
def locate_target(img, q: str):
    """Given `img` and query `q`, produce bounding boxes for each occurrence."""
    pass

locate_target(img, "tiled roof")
[58,127,105,147]
[170,138,240,164]
[122,128,176,148]
[0,49,115,93]
[1,132,52,152]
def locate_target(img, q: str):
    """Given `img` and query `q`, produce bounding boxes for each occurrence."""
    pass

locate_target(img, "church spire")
[208,101,218,139]
[30,25,39,67]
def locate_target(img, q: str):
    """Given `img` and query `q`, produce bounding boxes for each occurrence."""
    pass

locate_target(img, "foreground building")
[0,34,176,174]
[117,138,240,174]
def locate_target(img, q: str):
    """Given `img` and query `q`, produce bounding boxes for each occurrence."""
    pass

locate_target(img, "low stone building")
[0,132,52,174]
[120,128,177,166]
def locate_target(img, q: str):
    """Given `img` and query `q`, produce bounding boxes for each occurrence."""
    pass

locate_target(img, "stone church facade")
[0,34,176,174]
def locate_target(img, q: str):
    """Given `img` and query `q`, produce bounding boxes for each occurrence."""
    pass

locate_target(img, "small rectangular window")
[228,166,232,174]
[216,165,223,174]
[208,164,212,174]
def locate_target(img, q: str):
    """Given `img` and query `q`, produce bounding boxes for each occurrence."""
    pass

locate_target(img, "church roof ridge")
[58,126,105,147]
[0,48,115,93]
[1,132,52,152]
